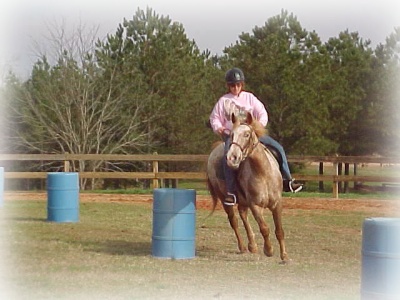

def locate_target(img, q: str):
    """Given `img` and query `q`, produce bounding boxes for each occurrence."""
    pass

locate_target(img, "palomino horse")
[207,112,288,262]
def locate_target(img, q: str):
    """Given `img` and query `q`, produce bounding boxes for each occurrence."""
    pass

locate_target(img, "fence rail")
[1,154,399,198]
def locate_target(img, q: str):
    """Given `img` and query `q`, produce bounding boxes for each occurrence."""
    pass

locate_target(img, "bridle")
[229,123,260,160]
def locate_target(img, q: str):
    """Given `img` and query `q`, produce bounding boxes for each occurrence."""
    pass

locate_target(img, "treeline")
[2,8,400,161]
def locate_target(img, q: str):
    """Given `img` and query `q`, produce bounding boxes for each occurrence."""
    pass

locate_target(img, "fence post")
[354,163,358,189]
[338,163,343,193]
[333,162,339,198]
[152,152,159,189]
[344,163,349,193]
[64,152,70,172]
[319,162,324,192]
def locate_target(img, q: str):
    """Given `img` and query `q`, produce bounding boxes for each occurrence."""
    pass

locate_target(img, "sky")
[0,0,399,80]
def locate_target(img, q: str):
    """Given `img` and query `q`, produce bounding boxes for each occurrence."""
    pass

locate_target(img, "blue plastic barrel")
[361,218,400,300]
[0,167,4,207]
[152,188,196,259]
[47,172,79,222]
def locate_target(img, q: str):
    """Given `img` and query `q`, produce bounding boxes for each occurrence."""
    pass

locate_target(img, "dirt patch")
[4,192,399,215]
[199,195,398,215]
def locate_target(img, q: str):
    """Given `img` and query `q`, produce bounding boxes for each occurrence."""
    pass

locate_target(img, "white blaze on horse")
[207,112,288,263]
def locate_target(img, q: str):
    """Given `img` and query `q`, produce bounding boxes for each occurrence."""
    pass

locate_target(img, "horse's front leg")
[238,205,258,253]
[250,205,273,257]
[223,205,247,253]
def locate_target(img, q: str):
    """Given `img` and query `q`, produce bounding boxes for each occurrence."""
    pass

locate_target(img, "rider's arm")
[209,98,229,136]
[251,95,269,127]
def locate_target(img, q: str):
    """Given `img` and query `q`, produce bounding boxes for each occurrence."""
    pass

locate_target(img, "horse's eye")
[244,132,250,138]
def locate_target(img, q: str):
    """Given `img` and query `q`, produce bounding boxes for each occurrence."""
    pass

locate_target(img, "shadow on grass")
[84,240,151,256]
[10,217,47,223]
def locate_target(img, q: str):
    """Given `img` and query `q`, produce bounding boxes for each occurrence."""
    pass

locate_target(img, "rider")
[209,67,302,205]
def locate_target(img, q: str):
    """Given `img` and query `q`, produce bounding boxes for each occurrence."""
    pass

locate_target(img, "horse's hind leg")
[250,205,273,257]
[238,205,258,253]
[223,205,247,253]
[271,203,288,262]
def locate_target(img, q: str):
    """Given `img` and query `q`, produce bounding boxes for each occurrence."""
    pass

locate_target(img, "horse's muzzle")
[226,150,242,169]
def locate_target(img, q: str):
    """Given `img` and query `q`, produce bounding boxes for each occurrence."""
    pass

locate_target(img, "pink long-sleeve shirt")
[209,91,269,135]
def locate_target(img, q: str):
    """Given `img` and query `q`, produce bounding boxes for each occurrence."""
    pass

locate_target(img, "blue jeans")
[223,134,292,195]
[258,135,291,180]
[223,134,237,195]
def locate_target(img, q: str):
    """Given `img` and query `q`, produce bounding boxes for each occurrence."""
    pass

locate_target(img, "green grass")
[1,198,396,299]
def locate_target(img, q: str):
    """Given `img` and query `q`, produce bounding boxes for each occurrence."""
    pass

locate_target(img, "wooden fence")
[1,154,399,198]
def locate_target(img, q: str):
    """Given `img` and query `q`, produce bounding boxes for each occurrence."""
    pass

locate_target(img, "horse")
[206,112,288,263]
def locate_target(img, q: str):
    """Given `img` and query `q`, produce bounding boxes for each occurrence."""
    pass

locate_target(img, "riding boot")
[283,179,303,193]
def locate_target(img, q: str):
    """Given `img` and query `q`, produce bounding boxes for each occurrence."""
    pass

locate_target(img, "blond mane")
[232,112,267,137]
[250,118,267,138]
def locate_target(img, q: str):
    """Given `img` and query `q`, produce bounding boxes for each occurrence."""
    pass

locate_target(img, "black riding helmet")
[225,68,245,84]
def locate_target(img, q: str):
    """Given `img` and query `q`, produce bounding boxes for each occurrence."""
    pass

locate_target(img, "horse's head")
[226,112,266,169]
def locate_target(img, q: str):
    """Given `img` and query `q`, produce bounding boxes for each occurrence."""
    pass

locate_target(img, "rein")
[229,123,260,160]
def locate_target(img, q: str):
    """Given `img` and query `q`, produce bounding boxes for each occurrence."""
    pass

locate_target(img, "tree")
[223,10,339,154]
[97,8,220,156]
[362,28,400,156]
[3,21,154,188]
[325,30,374,155]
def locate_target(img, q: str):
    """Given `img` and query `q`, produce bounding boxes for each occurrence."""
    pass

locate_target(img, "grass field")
[1,195,398,300]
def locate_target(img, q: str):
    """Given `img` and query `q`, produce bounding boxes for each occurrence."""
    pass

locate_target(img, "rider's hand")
[218,127,230,136]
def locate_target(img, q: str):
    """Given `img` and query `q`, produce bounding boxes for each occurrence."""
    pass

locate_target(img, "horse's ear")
[232,113,237,124]
[246,112,254,124]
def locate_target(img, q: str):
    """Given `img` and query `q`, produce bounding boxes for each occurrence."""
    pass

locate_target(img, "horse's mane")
[232,112,268,137]
[249,118,267,137]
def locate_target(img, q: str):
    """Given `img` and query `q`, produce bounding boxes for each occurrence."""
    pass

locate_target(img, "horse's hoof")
[248,245,258,253]
[279,258,291,265]
[264,249,274,257]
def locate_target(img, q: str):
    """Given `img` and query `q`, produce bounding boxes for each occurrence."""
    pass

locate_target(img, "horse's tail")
[206,175,219,215]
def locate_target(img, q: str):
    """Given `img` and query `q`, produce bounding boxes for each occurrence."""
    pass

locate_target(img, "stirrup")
[223,193,237,206]
[289,179,303,193]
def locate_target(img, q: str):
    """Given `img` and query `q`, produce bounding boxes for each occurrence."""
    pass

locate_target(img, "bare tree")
[5,20,156,189]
